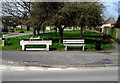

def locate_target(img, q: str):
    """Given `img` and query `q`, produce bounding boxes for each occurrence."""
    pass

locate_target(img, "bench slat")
[63,39,85,51]
[63,42,84,44]
[20,41,52,45]
[64,44,85,46]
[63,39,85,44]
[63,40,84,42]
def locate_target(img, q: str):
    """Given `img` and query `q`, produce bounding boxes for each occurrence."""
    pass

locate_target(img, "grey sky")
[103,2,119,21]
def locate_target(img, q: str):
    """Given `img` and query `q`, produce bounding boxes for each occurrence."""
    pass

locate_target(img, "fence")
[102,27,120,40]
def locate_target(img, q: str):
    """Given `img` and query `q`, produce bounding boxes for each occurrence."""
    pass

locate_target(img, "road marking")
[0,67,7,69]
[10,67,25,71]
[29,68,44,70]
[48,68,62,70]
[7,61,14,64]
[16,69,25,71]
[28,67,45,71]
[66,68,76,70]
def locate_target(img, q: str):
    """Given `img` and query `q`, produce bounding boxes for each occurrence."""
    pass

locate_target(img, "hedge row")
[102,27,120,40]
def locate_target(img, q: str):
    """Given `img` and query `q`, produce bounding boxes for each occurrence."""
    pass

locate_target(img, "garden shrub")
[19,31,24,33]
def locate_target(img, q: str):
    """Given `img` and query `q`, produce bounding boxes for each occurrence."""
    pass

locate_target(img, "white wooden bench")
[63,39,85,51]
[20,40,52,51]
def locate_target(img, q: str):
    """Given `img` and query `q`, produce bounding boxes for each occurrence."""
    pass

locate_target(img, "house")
[15,25,28,30]
[107,18,116,26]
[45,26,51,30]
[100,18,116,32]
[100,23,113,32]
[45,26,55,30]
[101,23,112,28]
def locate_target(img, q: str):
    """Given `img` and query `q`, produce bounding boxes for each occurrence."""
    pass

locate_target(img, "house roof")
[107,19,116,25]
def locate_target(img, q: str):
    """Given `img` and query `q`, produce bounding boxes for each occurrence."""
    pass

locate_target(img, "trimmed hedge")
[103,27,120,40]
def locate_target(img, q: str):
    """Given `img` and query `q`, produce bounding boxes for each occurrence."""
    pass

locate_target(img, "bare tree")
[1,0,32,30]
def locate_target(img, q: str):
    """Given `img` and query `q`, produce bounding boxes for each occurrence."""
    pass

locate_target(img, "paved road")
[0,32,32,40]
[2,50,118,67]
[2,67,118,81]
[0,33,31,40]
[0,30,54,39]
[3,33,33,38]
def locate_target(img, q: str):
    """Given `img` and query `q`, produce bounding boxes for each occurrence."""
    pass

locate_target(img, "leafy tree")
[51,14,68,43]
[73,2,104,36]
[50,3,77,43]
[51,2,104,38]
[30,2,104,42]
[30,2,64,36]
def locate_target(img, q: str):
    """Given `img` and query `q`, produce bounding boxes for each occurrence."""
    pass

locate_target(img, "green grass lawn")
[1,30,114,51]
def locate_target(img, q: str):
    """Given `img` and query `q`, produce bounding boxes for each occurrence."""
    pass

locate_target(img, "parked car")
[2,28,8,32]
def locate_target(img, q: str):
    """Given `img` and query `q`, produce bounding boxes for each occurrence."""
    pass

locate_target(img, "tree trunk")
[13,25,16,28]
[59,29,63,43]
[42,29,45,34]
[27,26,30,31]
[54,28,57,33]
[80,27,83,36]
[37,28,40,34]
[33,28,36,36]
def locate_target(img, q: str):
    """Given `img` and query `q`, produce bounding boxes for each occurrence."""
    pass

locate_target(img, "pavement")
[1,50,118,67]
[0,32,119,68]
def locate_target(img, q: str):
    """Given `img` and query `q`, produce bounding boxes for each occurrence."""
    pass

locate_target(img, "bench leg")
[46,45,49,51]
[22,45,25,51]
[82,46,84,51]
[65,46,67,51]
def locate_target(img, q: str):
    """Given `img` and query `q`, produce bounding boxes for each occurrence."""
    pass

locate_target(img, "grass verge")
[1,30,114,51]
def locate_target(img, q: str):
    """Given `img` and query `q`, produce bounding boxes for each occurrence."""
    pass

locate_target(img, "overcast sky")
[103,2,118,21]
